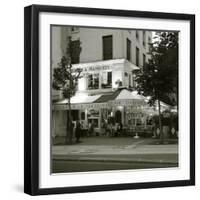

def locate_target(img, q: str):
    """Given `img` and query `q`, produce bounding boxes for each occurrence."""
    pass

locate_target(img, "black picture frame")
[24,4,195,196]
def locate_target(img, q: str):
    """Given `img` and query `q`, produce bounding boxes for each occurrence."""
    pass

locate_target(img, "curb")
[52,155,178,165]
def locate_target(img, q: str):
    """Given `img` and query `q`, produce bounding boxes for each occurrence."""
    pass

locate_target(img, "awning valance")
[53,89,148,110]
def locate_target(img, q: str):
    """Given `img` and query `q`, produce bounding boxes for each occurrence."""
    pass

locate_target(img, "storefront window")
[88,119,99,128]
[87,109,100,128]
[127,112,145,126]
[136,118,142,125]
[101,108,109,122]
[81,111,85,120]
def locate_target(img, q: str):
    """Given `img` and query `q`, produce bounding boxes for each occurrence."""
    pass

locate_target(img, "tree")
[53,37,82,144]
[136,31,178,143]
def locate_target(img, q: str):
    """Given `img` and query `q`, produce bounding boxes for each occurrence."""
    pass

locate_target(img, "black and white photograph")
[23,4,195,195]
[51,26,179,173]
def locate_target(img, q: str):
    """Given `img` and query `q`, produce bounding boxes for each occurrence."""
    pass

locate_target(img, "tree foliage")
[52,37,82,99]
[136,31,178,106]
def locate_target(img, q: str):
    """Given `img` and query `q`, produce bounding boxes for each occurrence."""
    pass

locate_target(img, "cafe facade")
[52,58,159,137]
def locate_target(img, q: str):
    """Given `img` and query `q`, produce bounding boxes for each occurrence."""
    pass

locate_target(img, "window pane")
[88,74,99,90]
[88,74,93,88]
[143,54,146,67]
[136,47,140,66]
[101,72,112,88]
[93,74,99,89]
[127,38,131,61]
[70,40,80,64]
[103,35,113,60]
[107,72,112,86]
[136,30,139,40]
[143,31,146,47]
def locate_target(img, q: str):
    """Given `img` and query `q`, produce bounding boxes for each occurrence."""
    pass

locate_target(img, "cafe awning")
[94,88,146,107]
[56,93,101,105]
[53,93,105,110]
[53,89,148,110]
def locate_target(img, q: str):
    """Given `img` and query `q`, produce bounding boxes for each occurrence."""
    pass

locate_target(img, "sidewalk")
[52,137,178,164]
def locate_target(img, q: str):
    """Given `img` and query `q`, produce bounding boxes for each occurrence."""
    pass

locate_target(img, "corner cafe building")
[52,59,167,137]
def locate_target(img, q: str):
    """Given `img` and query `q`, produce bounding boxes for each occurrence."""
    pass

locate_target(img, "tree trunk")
[65,97,73,144]
[68,97,72,143]
[65,103,69,144]
[158,100,163,144]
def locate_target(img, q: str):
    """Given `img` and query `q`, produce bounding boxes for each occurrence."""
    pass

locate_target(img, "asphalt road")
[52,159,178,173]
[52,137,178,173]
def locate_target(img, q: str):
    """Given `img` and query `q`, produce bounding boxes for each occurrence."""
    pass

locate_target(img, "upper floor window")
[148,36,151,44]
[136,30,139,40]
[70,40,80,64]
[143,54,146,68]
[136,47,140,67]
[103,35,113,60]
[148,36,152,52]
[126,38,131,61]
[101,71,112,88]
[143,31,146,47]
[88,74,99,90]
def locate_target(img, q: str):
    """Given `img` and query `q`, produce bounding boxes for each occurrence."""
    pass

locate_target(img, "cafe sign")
[53,99,146,110]
[82,65,111,72]
[53,103,108,110]
[80,64,123,74]
[109,99,146,107]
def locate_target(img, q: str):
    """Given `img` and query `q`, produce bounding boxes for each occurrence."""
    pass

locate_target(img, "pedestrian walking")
[89,120,95,137]
[75,120,81,143]
[114,123,119,137]
[101,119,107,136]
[117,122,123,136]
